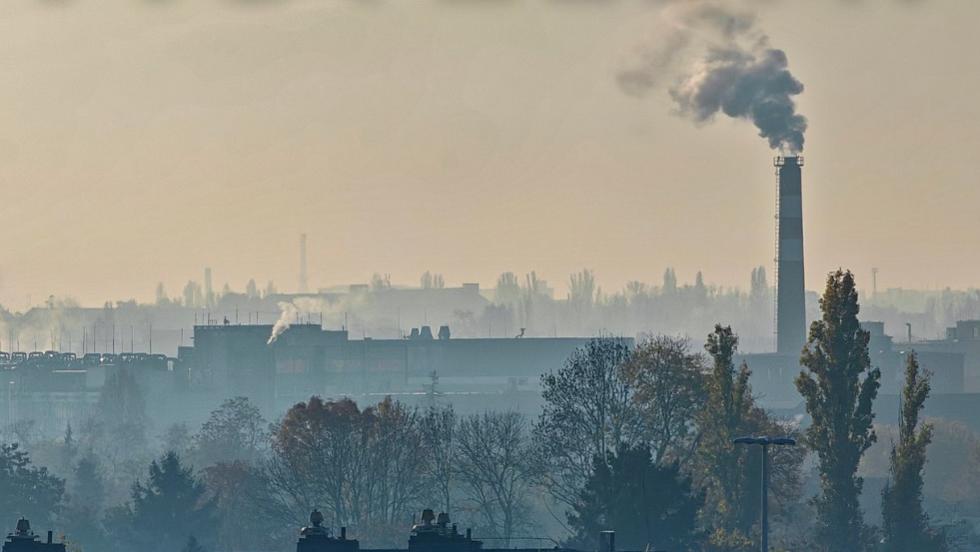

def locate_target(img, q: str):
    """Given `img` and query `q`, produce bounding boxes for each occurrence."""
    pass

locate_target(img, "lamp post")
[733,436,797,552]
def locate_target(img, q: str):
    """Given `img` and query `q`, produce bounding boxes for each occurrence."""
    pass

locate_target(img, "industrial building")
[180,323,597,415]
[0,322,598,434]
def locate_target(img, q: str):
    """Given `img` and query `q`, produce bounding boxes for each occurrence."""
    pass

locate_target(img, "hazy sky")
[1,0,977,308]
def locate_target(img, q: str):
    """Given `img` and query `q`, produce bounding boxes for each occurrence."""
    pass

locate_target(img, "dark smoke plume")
[619,2,808,153]
[670,46,807,152]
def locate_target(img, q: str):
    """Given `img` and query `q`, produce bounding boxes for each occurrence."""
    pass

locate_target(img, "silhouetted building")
[2,520,64,552]
[297,510,358,552]
[407,510,481,552]
[183,323,598,414]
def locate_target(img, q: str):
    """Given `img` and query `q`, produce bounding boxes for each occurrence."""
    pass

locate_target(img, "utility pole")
[734,436,797,552]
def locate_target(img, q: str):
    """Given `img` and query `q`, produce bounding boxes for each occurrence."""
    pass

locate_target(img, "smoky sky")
[671,46,807,152]
[620,2,808,153]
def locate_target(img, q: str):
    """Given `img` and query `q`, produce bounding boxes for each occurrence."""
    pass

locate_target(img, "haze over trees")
[0,268,975,552]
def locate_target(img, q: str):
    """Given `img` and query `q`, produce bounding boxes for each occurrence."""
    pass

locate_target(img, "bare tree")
[420,407,457,513]
[193,397,268,467]
[621,335,705,464]
[534,338,640,509]
[494,273,521,306]
[456,411,537,545]
[262,396,427,543]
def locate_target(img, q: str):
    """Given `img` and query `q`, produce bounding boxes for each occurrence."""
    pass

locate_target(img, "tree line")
[0,269,956,552]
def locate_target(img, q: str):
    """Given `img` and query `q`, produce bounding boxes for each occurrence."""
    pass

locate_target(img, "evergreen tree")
[569,444,702,551]
[796,270,880,551]
[64,454,107,551]
[106,452,217,552]
[61,422,77,474]
[881,352,945,552]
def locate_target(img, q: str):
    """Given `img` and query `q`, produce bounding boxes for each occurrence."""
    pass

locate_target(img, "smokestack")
[299,234,309,294]
[775,156,806,355]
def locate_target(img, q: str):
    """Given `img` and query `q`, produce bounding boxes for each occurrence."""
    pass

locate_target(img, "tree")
[203,461,280,552]
[155,283,169,306]
[162,423,193,458]
[0,443,64,527]
[697,325,755,538]
[663,268,677,294]
[420,407,457,514]
[749,267,768,300]
[881,352,945,552]
[106,452,217,552]
[95,366,148,464]
[535,338,641,509]
[569,270,596,309]
[370,273,392,291]
[64,454,107,552]
[695,325,804,546]
[182,281,203,308]
[620,335,704,464]
[624,281,648,304]
[61,422,77,474]
[264,396,427,544]
[456,411,537,545]
[245,279,259,300]
[263,281,277,298]
[420,272,445,290]
[796,270,880,551]
[193,397,267,467]
[569,444,702,552]
[494,272,521,306]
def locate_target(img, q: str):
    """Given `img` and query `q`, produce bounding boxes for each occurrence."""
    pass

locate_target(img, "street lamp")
[733,436,797,552]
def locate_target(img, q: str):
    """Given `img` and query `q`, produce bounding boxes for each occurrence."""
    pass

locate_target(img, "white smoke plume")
[267,301,299,344]
[619,2,808,153]
[267,294,368,344]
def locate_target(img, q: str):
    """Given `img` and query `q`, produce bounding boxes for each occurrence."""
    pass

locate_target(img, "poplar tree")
[697,325,754,537]
[796,270,880,551]
[881,352,945,552]
[696,325,803,547]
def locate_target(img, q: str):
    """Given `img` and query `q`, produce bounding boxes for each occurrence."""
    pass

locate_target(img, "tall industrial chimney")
[299,233,309,293]
[775,156,806,355]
